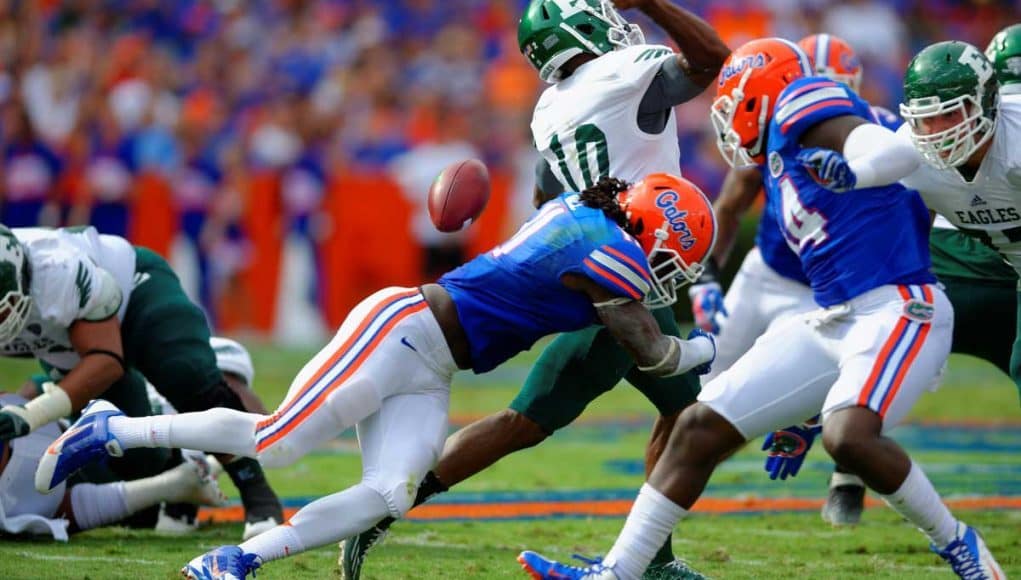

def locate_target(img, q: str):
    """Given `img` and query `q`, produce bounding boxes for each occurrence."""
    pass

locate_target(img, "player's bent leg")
[436,408,548,486]
[65,453,224,532]
[254,389,450,578]
[340,407,547,579]
[547,404,745,580]
[344,324,611,579]
[822,408,1004,579]
[941,276,1015,376]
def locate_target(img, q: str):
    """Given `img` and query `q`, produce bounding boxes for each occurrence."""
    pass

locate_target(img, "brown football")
[428,159,491,233]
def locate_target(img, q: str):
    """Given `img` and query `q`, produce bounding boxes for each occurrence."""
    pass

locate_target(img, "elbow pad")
[843,123,921,189]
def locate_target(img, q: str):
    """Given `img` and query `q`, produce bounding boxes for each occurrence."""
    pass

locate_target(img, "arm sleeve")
[580,241,653,301]
[534,157,566,197]
[843,122,922,189]
[639,58,704,112]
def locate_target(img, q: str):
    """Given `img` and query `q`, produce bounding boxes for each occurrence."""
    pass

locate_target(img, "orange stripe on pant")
[858,318,909,407]
[877,285,933,417]
[255,300,428,452]
[261,289,421,426]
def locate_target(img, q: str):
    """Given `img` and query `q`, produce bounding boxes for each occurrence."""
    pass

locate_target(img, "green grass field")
[1,341,1019,579]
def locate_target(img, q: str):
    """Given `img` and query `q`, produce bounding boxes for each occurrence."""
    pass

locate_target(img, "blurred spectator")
[0,0,1016,333]
[389,103,480,281]
[1,98,61,227]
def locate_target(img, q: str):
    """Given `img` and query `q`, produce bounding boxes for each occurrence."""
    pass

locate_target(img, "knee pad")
[362,472,419,519]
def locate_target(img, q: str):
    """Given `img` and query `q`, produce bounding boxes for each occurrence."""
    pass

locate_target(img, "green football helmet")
[0,225,31,345]
[986,24,1021,95]
[901,41,999,169]
[518,0,644,83]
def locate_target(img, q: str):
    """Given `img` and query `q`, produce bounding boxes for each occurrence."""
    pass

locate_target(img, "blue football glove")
[796,148,857,193]
[761,417,822,480]
[685,328,716,376]
[688,282,727,334]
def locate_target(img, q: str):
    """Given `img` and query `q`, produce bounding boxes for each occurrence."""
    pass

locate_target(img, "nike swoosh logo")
[400,336,417,352]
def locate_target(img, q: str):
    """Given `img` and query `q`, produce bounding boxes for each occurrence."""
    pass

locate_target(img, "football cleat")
[35,399,125,493]
[181,545,261,580]
[821,472,866,527]
[933,523,1005,580]
[643,559,708,580]
[517,551,619,579]
[339,521,392,579]
[156,504,198,535]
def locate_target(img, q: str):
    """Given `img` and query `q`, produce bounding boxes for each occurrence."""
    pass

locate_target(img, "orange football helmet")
[711,37,813,167]
[619,173,716,308]
[798,33,863,92]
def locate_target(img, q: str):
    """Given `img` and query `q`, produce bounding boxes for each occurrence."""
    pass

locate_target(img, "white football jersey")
[531,44,681,190]
[899,95,1021,276]
[0,227,136,373]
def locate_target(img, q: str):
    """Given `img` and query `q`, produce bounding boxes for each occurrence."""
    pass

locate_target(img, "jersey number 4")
[549,124,610,191]
[779,177,829,253]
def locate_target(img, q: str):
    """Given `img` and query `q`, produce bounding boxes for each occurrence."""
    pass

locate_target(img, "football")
[428,159,491,233]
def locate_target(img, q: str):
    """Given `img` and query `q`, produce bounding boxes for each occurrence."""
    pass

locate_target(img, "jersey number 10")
[549,124,610,191]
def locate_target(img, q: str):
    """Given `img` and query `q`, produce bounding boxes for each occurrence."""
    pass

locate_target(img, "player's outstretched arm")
[563,272,715,376]
[800,115,922,190]
[615,0,729,87]
[0,317,124,442]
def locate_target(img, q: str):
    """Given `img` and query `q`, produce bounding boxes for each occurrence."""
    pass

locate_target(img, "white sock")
[122,461,208,513]
[240,522,305,563]
[108,409,261,457]
[69,482,130,530]
[109,415,173,448]
[239,483,390,563]
[880,461,959,549]
[604,484,688,580]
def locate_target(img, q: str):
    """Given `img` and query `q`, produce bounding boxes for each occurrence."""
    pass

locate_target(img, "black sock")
[650,533,675,566]
[413,471,449,507]
[224,457,284,522]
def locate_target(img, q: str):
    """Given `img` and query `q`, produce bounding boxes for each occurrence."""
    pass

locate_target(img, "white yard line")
[14,551,164,565]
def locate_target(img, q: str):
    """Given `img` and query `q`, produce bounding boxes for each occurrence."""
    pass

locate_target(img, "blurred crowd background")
[0,0,1017,342]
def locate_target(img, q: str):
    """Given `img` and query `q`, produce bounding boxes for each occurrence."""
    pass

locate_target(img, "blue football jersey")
[754,167,810,285]
[764,77,934,307]
[869,105,904,131]
[439,193,652,373]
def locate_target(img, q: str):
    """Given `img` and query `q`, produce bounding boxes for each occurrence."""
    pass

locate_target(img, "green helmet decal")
[900,41,999,169]
[518,0,644,83]
[0,225,32,345]
[987,23,1021,94]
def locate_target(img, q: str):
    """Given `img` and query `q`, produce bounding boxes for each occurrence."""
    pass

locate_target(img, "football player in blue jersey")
[518,38,1005,580]
[33,173,719,580]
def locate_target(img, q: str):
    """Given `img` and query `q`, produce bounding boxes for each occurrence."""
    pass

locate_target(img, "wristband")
[6,382,72,432]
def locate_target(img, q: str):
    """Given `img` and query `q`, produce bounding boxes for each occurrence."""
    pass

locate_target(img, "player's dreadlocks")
[579,177,632,233]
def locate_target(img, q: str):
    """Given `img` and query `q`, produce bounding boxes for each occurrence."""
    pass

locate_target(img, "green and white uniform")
[516,43,707,431]
[0,227,225,479]
[929,216,1017,375]
[1,227,135,374]
[899,95,1021,399]
[532,44,681,192]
